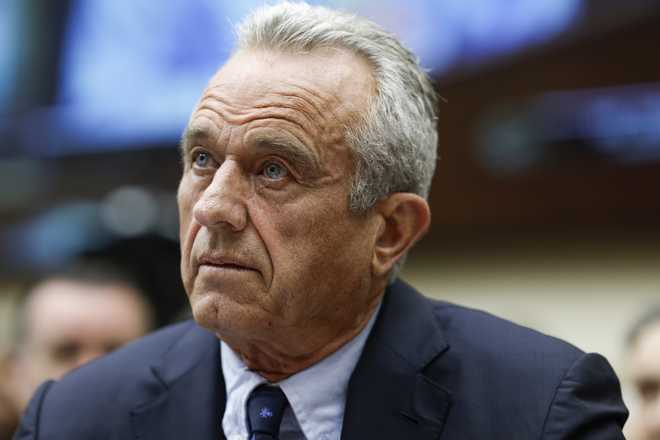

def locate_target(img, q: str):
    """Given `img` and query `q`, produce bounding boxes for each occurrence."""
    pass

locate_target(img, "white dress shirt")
[221,304,381,440]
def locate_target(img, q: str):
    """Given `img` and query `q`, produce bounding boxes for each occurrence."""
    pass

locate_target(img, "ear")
[372,193,431,278]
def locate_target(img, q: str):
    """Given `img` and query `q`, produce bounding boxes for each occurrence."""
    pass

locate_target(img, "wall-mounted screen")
[17,0,584,156]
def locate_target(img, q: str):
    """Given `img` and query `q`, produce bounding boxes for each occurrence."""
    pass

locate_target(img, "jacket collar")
[130,323,226,440]
[341,279,452,440]
[129,279,451,440]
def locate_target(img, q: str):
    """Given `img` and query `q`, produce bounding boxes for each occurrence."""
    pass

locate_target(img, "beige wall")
[0,288,17,357]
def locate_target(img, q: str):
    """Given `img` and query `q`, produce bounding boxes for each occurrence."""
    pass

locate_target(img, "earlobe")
[372,193,431,278]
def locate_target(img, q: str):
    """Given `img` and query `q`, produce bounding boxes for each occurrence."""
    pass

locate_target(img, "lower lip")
[198,264,256,274]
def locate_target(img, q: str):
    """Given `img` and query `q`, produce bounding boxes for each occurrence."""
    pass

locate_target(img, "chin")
[189,294,220,329]
[189,290,262,339]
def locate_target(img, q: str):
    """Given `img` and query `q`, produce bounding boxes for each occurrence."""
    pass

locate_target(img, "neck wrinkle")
[230,295,383,382]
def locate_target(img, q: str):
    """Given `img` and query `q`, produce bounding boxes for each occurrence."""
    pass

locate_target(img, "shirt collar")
[221,303,381,440]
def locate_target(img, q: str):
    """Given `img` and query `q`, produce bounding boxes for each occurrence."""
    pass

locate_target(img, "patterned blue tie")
[247,385,289,440]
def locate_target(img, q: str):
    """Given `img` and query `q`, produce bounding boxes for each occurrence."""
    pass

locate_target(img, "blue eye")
[194,151,210,167]
[263,162,288,180]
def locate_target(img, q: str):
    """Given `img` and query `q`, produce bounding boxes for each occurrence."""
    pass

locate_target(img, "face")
[629,321,660,440]
[11,279,150,410]
[177,48,382,363]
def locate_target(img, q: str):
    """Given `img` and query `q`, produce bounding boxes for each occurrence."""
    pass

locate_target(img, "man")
[15,3,627,439]
[624,307,660,440]
[6,261,153,420]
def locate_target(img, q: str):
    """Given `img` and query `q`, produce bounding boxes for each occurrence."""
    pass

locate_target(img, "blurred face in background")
[8,278,151,411]
[629,321,660,440]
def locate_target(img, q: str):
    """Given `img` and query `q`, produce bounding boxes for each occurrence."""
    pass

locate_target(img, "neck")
[221,296,382,382]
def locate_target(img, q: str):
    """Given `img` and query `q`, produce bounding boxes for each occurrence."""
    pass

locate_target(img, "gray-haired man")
[15,3,626,439]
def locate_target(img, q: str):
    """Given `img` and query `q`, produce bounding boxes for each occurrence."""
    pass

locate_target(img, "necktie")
[246,385,289,440]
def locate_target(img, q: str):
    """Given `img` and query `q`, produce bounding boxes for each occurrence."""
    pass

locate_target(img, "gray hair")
[236,2,439,279]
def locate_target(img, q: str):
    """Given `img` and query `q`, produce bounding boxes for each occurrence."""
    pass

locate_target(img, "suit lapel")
[130,323,226,440]
[341,280,452,440]
[128,281,450,440]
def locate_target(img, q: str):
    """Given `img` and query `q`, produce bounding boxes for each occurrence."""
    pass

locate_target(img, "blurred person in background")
[625,306,660,440]
[2,260,153,437]
[0,361,18,440]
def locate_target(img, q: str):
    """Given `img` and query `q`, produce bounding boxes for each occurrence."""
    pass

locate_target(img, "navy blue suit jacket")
[14,280,627,439]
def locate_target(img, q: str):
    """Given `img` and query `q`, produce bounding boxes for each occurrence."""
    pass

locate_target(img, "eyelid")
[263,160,288,177]
[259,157,294,177]
[252,138,318,177]
[256,158,296,190]
[190,147,218,169]
[190,146,207,157]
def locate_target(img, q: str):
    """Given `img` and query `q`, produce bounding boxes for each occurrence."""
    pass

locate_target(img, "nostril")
[193,194,248,231]
[192,162,249,230]
[192,198,215,226]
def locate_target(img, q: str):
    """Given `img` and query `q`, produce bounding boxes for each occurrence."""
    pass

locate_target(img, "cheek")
[258,194,337,264]
[264,193,373,283]
[177,178,193,237]
[177,177,199,289]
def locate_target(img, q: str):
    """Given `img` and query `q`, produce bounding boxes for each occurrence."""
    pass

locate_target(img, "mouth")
[197,255,257,273]
[201,262,253,271]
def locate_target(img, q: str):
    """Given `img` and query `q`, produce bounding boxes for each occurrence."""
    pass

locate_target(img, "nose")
[193,160,248,231]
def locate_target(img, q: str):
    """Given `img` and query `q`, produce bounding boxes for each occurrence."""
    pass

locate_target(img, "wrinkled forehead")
[201,47,375,125]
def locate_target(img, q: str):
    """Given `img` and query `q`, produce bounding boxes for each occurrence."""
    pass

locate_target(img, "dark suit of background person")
[14,2,627,439]
[15,280,626,439]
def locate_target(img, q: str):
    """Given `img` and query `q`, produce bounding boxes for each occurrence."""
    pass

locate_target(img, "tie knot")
[247,385,289,440]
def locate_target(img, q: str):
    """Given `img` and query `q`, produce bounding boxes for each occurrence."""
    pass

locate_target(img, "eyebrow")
[180,126,321,178]
[179,125,213,157]
[251,136,321,178]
